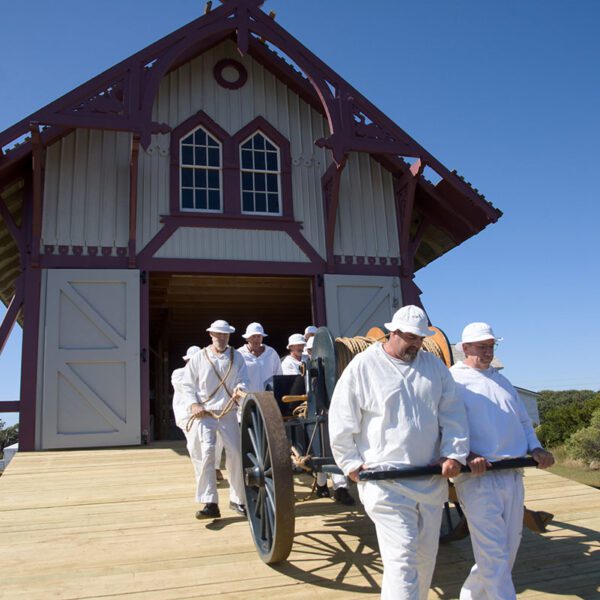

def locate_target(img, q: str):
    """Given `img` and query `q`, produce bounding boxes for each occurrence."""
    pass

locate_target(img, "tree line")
[0,419,19,459]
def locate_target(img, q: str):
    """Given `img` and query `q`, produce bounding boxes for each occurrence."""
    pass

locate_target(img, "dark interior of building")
[148,273,314,439]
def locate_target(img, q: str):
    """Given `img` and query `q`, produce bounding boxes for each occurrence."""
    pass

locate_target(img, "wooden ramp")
[0,443,598,599]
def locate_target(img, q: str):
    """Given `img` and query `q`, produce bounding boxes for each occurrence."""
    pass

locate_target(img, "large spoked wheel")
[240,392,295,564]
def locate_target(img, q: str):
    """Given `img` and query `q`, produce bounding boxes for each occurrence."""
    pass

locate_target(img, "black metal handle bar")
[358,456,538,481]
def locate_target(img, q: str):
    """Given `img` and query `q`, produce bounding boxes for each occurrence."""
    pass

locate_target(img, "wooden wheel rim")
[240,392,295,564]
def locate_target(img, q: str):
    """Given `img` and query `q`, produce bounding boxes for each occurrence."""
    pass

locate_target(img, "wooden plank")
[0,445,598,600]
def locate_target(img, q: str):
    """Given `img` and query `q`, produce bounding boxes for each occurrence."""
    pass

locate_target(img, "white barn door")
[41,269,140,449]
[324,274,401,338]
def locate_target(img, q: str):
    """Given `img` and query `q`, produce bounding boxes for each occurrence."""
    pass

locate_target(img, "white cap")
[456,322,503,352]
[182,345,201,360]
[242,322,268,339]
[306,336,314,350]
[384,305,433,338]
[304,325,318,337]
[206,319,235,334]
[287,333,306,349]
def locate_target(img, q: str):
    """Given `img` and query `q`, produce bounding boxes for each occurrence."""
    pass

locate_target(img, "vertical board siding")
[41,40,400,263]
[42,130,131,252]
[139,40,329,259]
[153,227,310,262]
[335,152,400,259]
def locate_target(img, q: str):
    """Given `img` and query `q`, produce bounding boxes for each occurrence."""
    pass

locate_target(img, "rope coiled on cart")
[334,332,447,379]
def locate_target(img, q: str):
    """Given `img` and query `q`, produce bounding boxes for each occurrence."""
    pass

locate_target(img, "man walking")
[181,319,249,519]
[450,322,554,600]
[328,305,469,600]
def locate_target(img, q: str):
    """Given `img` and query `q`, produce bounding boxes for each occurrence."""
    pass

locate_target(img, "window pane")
[208,148,220,167]
[265,139,276,152]
[255,192,266,212]
[254,151,266,171]
[181,168,194,187]
[242,192,254,212]
[208,190,220,210]
[195,169,207,189]
[255,172,266,192]
[195,147,207,166]
[266,152,278,171]
[194,129,206,145]
[268,194,279,213]
[241,149,253,169]
[207,169,219,189]
[254,134,265,150]
[181,189,194,209]
[195,189,207,210]
[182,134,194,145]
[241,138,252,150]
[266,174,278,192]
[182,146,194,165]
[207,136,219,148]
[241,171,253,191]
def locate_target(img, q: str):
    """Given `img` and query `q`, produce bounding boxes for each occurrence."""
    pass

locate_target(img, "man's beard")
[213,340,228,352]
[399,347,418,362]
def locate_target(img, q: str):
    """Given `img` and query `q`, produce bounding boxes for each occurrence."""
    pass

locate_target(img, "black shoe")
[229,501,247,516]
[196,503,221,519]
[315,483,331,498]
[334,487,355,506]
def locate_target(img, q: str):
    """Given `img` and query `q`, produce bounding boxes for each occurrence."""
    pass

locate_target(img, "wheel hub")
[244,465,264,488]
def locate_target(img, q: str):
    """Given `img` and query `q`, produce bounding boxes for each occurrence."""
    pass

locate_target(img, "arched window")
[240,132,281,215]
[180,126,222,212]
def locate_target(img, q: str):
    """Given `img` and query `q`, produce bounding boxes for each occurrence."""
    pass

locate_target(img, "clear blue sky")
[2,1,599,426]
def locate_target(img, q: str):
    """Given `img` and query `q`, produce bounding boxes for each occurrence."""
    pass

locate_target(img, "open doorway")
[148,273,314,440]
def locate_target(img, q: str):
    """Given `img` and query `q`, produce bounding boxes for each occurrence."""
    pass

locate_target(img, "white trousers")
[316,472,347,489]
[454,470,524,600]
[176,419,203,502]
[197,412,245,505]
[359,481,443,600]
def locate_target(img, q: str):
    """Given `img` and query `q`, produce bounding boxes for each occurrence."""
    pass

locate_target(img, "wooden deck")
[0,443,598,599]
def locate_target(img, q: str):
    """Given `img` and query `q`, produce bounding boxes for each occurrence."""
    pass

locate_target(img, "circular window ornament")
[213,59,248,90]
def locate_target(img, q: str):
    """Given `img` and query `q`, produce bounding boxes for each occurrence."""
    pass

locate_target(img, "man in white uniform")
[181,319,249,519]
[450,322,554,600]
[303,325,318,358]
[281,333,306,375]
[172,345,203,505]
[238,322,282,391]
[329,305,469,600]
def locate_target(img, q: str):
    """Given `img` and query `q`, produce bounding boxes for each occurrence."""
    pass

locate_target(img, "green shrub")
[0,419,19,459]
[535,394,600,448]
[565,409,600,464]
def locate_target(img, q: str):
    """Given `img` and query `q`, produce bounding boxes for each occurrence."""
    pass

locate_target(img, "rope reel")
[312,323,454,399]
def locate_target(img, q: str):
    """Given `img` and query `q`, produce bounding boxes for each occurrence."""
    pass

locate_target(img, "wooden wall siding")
[335,152,400,260]
[138,40,329,257]
[42,130,131,252]
[153,227,310,262]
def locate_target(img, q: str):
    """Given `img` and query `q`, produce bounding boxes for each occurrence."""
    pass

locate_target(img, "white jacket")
[238,344,282,391]
[181,346,249,413]
[281,354,304,375]
[450,361,541,461]
[329,343,469,505]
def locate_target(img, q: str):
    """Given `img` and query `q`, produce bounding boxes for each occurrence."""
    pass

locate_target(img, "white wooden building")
[0,0,501,450]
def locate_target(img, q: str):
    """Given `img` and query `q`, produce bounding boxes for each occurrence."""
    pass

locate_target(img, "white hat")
[304,325,318,337]
[287,333,306,349]
[242,322,268,339]
[206,319,235,334]
[306,336,314,350]
[384,305,433,338]
[456,322,503,352]
[182,345,201,360]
